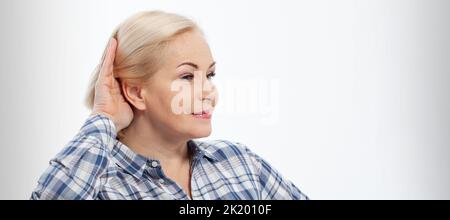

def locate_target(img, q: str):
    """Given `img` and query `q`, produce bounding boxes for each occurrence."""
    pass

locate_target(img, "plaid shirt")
[31,114,308,200]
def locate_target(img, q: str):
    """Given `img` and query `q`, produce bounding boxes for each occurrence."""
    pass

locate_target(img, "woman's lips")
[191,111,212,119]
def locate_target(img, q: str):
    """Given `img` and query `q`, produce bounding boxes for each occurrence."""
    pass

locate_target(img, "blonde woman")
[31,11,308,200]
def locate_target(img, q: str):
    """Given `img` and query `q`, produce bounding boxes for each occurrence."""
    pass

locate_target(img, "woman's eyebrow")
[177,61,216,69]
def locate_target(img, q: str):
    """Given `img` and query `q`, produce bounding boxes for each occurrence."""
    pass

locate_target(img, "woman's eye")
[207,72,216,80]
[181,72,215,81]
[181,74,194,80]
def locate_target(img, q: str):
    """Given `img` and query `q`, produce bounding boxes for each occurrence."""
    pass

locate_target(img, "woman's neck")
[119,112,194,198]
[119,112,190,164]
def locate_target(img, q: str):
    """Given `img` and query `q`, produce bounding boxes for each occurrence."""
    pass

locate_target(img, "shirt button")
[158,179,165,184]
[151,161,159,168]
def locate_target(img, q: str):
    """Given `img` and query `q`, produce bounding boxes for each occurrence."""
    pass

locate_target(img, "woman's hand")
[92,38,133,132]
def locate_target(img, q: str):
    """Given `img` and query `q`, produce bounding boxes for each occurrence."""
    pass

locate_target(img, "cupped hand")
[92,38,133,132]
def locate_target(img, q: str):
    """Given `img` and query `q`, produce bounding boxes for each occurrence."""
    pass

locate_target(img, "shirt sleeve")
[242,144,309,200]
[30,113,117,200]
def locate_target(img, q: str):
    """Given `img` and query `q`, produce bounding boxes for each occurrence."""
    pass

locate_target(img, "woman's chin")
[187,125,212,139]
[173,114,213,139]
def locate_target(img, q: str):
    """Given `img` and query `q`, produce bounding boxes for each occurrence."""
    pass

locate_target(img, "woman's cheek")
[168,84,193,115]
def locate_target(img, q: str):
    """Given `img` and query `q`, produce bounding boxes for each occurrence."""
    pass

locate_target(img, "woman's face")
[140,30,218,139]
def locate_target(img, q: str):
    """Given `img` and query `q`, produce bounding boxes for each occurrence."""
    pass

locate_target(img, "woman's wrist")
[90,111,121,132]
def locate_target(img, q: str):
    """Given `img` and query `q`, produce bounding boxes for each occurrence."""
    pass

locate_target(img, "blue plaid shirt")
[31,114,308,200]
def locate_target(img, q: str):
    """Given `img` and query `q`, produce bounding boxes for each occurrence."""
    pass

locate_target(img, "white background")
[0,0,449,199]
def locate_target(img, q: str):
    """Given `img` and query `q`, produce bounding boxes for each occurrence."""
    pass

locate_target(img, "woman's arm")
[30,114,116,199]
[31,38,133,199]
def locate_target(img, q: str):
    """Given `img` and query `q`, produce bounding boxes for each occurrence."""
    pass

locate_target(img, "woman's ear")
[120,80,146,111]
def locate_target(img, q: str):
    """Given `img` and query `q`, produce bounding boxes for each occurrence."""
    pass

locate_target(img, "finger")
[99,38,117,80]
[111,78,122,95]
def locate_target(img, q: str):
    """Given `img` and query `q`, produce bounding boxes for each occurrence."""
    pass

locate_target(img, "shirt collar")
[189,140,219,162]
[109,139,219,179]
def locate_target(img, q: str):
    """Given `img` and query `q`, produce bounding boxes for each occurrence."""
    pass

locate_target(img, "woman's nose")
[202,84,217,107]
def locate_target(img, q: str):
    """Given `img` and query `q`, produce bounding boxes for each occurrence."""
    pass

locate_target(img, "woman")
[31,11,308,200]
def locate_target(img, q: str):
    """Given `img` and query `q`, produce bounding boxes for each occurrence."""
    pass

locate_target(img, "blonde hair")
[85,11,200,109]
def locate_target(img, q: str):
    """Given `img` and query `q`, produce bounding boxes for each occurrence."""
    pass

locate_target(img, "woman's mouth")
[191,111,212,119]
